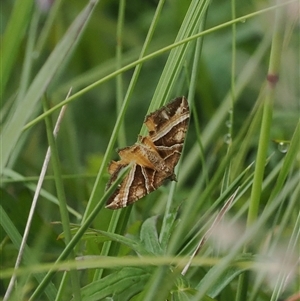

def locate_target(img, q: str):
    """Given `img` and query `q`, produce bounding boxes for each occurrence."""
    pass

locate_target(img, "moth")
[105,96,189,209]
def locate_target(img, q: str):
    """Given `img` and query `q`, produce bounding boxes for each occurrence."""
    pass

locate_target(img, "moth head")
[161,165,175,178]
[169,173,177,182]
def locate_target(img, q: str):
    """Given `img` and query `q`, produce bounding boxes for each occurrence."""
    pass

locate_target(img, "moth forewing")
[105,96,189,209]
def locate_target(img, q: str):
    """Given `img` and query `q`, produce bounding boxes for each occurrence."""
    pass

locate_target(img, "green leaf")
[140,216,164,255]
[93,229,151,256]
[196,253,255,298]
[159,205,180,252]
[81,267,152,301]
[170,276,216,301]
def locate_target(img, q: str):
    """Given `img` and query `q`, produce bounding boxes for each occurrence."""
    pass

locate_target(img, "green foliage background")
[1,0,299,300]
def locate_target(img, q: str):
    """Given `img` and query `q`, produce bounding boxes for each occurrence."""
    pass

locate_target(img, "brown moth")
[105,96,189,209]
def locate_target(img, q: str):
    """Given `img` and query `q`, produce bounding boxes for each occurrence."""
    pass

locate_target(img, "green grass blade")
[0,205,58,299]
[43,98,81,300]
[0,0,33,99]
[0,0,98,173]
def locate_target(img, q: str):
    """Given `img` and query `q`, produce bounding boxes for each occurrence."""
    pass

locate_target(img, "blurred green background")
[1,0,299,299]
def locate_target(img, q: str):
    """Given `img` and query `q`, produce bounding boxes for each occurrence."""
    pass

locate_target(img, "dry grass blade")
[181,187,240,275]
[3,89,70,301]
